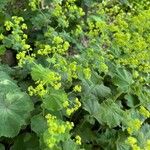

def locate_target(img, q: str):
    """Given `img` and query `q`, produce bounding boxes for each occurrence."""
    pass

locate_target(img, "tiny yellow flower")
[21,23,28,30]
[73,85,82,92]
[75,135,81,145]
[63,101,69,108]
[127,136,137,145]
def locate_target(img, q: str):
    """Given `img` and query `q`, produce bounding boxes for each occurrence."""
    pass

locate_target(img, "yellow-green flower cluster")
[16,51,35,67]
[63,101,69,108]
[127,137,150,150]
[83,67,91,80]
[51,3,69,28]
[86,3,150,83]
[4,16,30,52]
[114,32,131,47]
[5,16,26,31]
[45,71,61,90]
[139,106,150,118]
[127,136,141,150]
[4,21,13,31]
[130,1,150,15]
[53,55,68,71]
[67,61,78,81]
[29,0,39,11]
[75,135,81,145]
[132,70,139,79]
[118,52,150,74]
[43,71,61,89]
[73,25,83,36]
[65,98,81,116]
[37,45,52,55]
[0,34,4,41]
[48,0,85,28]
[52,3,63,17]
[73,85,82,92]
[145,140,150,150]
[28,81,47,97]
[127,119,142,134]
[12,16,24,24]
[87,20,107,37]
[112,10,150,76]
[99,62,108,73]
[65,0,85,19]
[37,36,70,55]
[45,114,74,148]
[31,64,62,90]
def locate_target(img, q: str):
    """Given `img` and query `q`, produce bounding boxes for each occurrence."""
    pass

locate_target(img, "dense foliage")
[0,0,150,149]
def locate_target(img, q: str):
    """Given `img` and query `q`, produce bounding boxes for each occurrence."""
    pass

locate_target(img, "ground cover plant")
[0,0,150,149]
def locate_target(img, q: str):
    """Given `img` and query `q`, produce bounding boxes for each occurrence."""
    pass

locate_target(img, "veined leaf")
[83,97,126,127]
[63,139,79,150]
[82,94,100,117]
[98,129,130,150]
[0,71,19,93]
[96,99,126,127]
[91,84,111,99]
[136,123,150,148]
[0,92,33,137]
[43,88,67,111]
[0,71,33,137]
[31,114,47,135]
[82,79,111,100]
[11,133,40,150]
[113,68,134,92]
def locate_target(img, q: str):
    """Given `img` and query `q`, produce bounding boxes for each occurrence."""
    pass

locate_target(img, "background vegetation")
[0,0,150,149]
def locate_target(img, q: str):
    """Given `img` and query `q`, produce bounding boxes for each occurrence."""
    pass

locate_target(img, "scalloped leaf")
[95,99,126,127]
[11,133,40,150]
[43,88,67,111]
[0,71,19,93]
[113,68,134,92]
[83,97,126,127]
[0,71,33,137]
[0,92,33,137]
[31,114,47,135]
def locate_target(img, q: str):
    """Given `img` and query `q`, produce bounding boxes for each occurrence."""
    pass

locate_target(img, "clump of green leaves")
[0,0,150,149]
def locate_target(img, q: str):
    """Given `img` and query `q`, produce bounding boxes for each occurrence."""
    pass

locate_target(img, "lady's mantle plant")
[0,0,149,149]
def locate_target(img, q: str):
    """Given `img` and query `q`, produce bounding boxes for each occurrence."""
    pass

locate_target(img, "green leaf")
[0,71,33,137]
[31,64,47,81]
[63,139,79,150]
[0,144,5,150]
[124,94,139,107]
[11,133,40,150]
[0,71,19,93]
[0,45,6,55]
[98,129,130,150]
[74,121,97,143]
[31,114,47,135]
[83,97,126,127]
[43,88,67,111]
[136,123,150,148]
[96,99,126,127]
[91,84,111,99]
[113,68,134,92]
[0,64,14,75]
[82,94,100,117]
[0,92,33,137]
